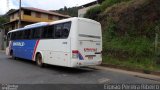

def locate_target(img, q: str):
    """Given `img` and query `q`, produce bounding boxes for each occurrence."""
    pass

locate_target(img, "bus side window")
[54,22,71,39]
[55,24,63,39]
[15,31,20,40]
[41,26,48,39]
[24,30,31,39]
[31,28,41,39]
[34,28,41,39]
[47,25,54,38]
[62,22,71,38]
[19,31,24,39]
[11,32,16,40]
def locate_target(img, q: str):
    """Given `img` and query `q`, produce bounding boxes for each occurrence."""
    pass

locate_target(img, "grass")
[103,37,154,56]
[103,55,157,71]
[102,22,157,71]
[102,36,159,71]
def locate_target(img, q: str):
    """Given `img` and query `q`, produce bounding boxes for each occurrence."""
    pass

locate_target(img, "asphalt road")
[0,51,159,90]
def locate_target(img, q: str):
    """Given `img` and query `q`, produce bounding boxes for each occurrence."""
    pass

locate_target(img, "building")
[78,1,98,17]
[4,7,70,31]
[1,7,70,50]
[78,0,104,17]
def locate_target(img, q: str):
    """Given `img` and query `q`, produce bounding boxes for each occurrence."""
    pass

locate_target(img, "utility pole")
[18,0,22,28]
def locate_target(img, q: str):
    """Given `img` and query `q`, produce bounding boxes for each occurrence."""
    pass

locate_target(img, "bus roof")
[49,17,100,25]
[8,22,49,33]
[8,17,100,33]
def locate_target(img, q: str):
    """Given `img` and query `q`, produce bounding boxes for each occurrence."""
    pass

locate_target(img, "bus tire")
[36,53,44,67]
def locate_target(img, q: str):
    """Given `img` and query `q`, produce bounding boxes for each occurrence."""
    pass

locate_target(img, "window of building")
[48,15,53,20]
[36,12,41,18]
[11,14,14,19]
[24,10,31,15]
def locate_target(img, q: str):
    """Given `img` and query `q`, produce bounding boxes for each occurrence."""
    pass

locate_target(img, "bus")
[6,17,102,67]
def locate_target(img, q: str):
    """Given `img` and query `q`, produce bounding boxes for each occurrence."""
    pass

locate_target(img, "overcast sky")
[0,0,96,15]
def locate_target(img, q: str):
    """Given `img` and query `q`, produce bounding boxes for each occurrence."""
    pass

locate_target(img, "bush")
[84,5,101,20]
[101,0,131,11]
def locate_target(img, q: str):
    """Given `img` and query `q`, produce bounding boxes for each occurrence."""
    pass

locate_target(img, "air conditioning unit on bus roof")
[24,22,49,28]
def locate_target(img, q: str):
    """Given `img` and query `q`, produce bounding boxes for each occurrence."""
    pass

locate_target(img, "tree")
[0,15,9,28]
[55,6,78,17]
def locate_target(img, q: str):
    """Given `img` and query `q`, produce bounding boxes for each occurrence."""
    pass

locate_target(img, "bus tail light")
[72,50,79,59]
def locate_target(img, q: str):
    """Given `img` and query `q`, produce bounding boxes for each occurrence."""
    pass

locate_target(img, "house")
[0,7,70,50]
[78,0,104,17]
[4,7,70,31]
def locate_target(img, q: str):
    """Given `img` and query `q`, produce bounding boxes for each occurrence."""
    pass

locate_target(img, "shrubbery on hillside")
[85,0,160,71]
[84,0,131,20]
[84,5,101,20]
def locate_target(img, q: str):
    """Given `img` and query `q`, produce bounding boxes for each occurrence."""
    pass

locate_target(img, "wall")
[78,4,98,17]
[0,29,4,50]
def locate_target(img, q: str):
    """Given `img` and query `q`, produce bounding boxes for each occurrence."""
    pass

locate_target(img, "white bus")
[6,17,102,67]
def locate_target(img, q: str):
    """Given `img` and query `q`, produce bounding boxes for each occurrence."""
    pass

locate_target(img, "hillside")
[85,0,160,71]
[55,6,78,17]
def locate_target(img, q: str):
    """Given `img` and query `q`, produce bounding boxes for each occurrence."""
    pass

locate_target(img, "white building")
[78,0,100,17]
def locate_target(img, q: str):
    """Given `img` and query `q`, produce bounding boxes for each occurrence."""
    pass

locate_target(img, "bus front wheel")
[36,53,44,67]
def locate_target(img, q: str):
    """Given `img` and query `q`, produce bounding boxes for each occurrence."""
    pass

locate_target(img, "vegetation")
[56,6,78,17]
[101,0,131,11]
[84,0,131,20]
[0,15,9,28]
[84,5,101,20]
[85,0,160,71]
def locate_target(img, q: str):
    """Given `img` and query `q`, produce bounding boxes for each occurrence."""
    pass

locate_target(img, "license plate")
[85,55,95,60]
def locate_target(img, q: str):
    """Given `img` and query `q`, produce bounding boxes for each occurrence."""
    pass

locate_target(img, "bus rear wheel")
[36,53,44,67]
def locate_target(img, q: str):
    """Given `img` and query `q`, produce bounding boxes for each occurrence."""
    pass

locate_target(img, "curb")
[101,63,160,76]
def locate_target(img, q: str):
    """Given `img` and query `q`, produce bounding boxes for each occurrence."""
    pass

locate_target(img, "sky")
[0,0,96,15]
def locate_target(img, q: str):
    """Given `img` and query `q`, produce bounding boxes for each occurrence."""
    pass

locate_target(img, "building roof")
[78,0,104,9]
[7,7,70,18]
[79,0,98,9]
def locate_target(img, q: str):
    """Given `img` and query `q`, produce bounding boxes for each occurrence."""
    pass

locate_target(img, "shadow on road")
[8,57,100,74]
